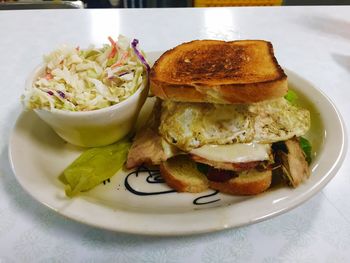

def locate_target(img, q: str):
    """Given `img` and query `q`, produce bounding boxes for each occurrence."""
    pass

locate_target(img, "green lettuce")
[300,137,312,164]
[59,138,131,197]
[284,90,298,104]
[196,163,209,175]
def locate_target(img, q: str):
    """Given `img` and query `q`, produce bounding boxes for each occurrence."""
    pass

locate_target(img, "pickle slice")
[59,138,131,197]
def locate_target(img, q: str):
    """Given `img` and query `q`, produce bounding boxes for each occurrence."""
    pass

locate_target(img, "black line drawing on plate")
[124,166,221,205]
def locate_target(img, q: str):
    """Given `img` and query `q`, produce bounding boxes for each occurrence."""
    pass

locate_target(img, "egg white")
[160,98,310,152]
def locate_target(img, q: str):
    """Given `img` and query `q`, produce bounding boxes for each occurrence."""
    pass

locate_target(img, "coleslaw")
[22,35,149,111]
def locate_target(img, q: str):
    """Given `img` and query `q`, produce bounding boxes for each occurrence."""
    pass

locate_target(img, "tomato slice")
[206,168,237,182]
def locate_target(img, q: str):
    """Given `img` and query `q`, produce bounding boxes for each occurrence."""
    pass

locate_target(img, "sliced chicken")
[126,99,179,168]
[126,128,166,169]
[275,137,310,187]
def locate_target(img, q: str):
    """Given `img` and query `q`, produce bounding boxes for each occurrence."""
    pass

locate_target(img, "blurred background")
[0,0,349,9]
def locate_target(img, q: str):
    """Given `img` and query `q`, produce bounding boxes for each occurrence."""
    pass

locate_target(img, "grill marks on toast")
[151,40,287,85]
[172,45,247,82]
[150,40,288,104]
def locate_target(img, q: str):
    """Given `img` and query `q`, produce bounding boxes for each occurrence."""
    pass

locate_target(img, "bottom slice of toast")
[209,169,272,195]
[160,155,209,193]
[160,155,272,195]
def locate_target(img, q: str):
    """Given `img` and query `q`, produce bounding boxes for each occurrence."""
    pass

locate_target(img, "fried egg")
[159,98,310,151]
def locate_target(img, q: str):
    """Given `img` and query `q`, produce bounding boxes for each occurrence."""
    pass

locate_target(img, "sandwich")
[126,40,311,195]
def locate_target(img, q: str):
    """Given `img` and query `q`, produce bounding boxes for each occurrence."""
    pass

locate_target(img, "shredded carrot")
[111,61,122,69]
[108,47,117,59]
[107,36,119,59]
[111,51,129,69]
[45,73,53,80]
[108,36,116,46]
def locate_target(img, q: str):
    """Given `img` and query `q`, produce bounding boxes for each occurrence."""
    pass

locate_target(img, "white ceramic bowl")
[26,65,149,147]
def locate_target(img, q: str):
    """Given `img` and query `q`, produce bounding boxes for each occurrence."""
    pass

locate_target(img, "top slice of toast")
[150,40,288,104]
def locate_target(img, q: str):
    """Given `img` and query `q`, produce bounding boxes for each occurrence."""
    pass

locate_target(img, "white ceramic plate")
[9,52,347,236]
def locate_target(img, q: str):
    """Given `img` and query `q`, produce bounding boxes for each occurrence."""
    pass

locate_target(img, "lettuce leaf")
[196,163,209,175]
[284,90,298,104]
[300,137,312,164]
[59,138,131,197]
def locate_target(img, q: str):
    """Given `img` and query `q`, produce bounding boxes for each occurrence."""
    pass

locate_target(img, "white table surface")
[0,6,349,262]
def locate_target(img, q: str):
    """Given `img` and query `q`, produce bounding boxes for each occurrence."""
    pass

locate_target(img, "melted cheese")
[190,143,271,163]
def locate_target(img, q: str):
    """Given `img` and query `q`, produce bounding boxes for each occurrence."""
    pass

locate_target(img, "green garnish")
[196,163,209,175]
[284,90,298,104]
[300,137,312,164]
[59,138,131,197]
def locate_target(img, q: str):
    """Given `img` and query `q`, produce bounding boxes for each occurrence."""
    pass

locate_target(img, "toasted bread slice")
[160,155,209,193]
[209,169,272,195]
[160,155,272,195]
[150,40,287,104]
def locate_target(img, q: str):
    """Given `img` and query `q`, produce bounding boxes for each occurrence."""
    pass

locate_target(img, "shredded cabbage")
[22,35,148,111]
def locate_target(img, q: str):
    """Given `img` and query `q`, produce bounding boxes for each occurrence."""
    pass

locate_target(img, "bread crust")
[209,170,272,195]
[160,156,209,193]
[160,155,272,195]
[150,40,287,104]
